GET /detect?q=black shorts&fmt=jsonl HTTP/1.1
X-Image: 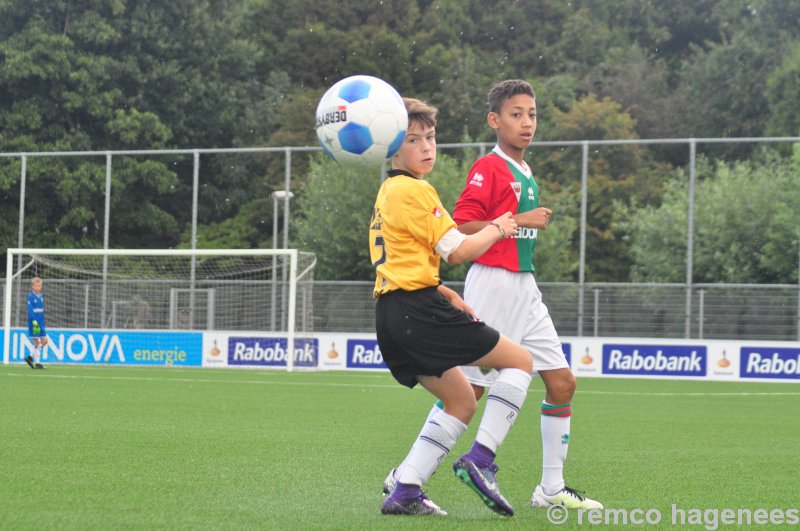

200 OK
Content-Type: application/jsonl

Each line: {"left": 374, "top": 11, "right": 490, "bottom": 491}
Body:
{"left": 375, "top": 286, "right": 501, "bottom": 388}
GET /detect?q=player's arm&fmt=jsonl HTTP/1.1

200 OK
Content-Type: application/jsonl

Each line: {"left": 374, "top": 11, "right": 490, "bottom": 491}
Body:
{"left": 513, "top": 207, "right": 552, "bottom": 229}
{"left": 437, "top": 284, "right": 477, "bottom": 319}
{"left": 438, "top": 212, "right": 518, "bottom": 266}
{"left": 458, "top": 207, "right": 553, "bottom": 233}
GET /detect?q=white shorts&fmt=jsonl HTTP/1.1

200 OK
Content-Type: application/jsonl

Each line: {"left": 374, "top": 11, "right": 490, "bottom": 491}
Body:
{"left": 460, "top": 263, "right": 569, "bottom": 386}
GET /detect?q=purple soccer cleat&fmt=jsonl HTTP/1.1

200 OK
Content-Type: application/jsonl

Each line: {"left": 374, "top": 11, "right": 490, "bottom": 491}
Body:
{"left": 452, "top": 457, "right": 514, "bottom": 517}
{"left": 381, "top": 484, "right": 447, "bottom": 516}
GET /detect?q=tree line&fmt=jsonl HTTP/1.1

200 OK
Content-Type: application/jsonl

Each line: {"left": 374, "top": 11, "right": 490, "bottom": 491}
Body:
{"left": 1, "top": 0, "right": 798, "bottom": 283}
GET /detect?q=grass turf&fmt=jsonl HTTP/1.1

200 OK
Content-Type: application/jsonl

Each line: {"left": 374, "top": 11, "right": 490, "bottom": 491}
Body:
{"left": 1, "top": 364, "right": 798, "bottom": 530}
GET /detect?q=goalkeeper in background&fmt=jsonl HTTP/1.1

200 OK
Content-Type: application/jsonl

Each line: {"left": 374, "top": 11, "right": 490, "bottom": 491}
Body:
{"left": 25, "top": 277, "right": 47, "bottom": 370}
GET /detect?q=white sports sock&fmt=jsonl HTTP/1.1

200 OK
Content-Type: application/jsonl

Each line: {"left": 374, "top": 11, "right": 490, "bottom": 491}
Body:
{"left": 33, "top": 346, "right": 41, "bottom": 364}
{"left": 475, "top": 368, "right": 532, "bottom": 452}
{"left": 397, "top": 410, "right": 466, "bottom": 486}
{"left": 541, "top": 401, "right": 572, "bottom": 494}
{"left": 396, "top": 402, "right": 442, "bottom": 479}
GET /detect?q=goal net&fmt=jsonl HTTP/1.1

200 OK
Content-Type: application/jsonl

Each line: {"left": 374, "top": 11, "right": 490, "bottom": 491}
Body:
{"left": 3, "top": 248, "right": 316, "bottom": 370}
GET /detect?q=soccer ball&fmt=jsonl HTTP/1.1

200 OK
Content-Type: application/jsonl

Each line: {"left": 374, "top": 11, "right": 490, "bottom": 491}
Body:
{"left": 315, "top": 75, "right": 408, "bottom": 167}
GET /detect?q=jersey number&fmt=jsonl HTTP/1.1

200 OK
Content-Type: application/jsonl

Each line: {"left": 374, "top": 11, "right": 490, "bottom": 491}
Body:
{"left": 372, "top": 235, "right": 386, "bottom": 269}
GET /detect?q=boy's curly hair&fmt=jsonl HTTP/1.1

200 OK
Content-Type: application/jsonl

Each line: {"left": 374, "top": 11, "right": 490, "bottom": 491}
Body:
{"left": 488, "top": 80, "right": 535, "bottom": 114}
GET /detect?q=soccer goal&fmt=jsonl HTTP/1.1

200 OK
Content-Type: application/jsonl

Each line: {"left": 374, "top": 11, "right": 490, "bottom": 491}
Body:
{"left": 3, "top": 248, "right": 316, "bottom": 370}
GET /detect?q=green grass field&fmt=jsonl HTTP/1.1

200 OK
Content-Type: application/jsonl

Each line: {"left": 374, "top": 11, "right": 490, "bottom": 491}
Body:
{"left": 2, "top": 364, "right": 798, "bottom": 530}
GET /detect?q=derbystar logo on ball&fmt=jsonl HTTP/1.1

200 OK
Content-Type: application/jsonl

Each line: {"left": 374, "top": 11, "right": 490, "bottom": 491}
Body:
{"left": 315, "top": 75, "right": 408, "bottom": 167}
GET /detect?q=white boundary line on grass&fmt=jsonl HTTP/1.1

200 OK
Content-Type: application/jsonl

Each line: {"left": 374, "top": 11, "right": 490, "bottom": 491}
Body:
{"left": 3, "top": 370, "right": 800, "bottom": 396}
{"left": 1, "top": 371, "right": 400, "bottom": 389}
{"left": 577, "top": 390, "right": 800, "bottom": 396}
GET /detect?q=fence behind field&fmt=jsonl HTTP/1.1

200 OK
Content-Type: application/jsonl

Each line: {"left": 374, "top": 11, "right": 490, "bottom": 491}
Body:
{"left": 3, "top": 278, "right": 796, "bottom": 341}
{"left": 2, "top": 137, "right": 799, "bottom": 341}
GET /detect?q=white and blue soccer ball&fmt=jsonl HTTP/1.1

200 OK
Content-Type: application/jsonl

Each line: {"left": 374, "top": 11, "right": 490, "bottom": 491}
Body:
{"left": 315, "top": 75, "right": 408, "bottom": 167}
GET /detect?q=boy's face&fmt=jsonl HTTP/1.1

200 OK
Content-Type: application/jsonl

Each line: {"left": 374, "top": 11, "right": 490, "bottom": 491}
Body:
{"left": 488, "top": 94, "right": 537, "bottom": 151}
{"left": 392, "top": 121, "right": 436, "bottom": 177}
{"left": 32, "top": 280, "right": 42, "bottom": 293}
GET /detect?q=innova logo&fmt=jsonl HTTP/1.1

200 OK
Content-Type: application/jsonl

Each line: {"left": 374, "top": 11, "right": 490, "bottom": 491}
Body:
{"left": 228, "top": 337, "right": 318, "bottom": 367}
{"left": 346, "top": 339, "right": 386, "bottom": 369}
{"left": 11, "top": 331, "right": 126, "bottom": 363}
{"left": 603, "top": 344, "right": 706, "bottom": 377}
{"left": 740, "top": 347, "right": 800, "bottom": 380}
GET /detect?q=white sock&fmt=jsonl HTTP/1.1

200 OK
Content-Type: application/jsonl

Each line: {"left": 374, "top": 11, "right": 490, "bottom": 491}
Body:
{"left": 475, "top": 368, "right": 532, "bottom": 452}
{"left": 396, "top": 402, "right": 442, "bottom": 479}
{"left": 541, "top": 401, "right": 572, "bottom": 494}
{"left": 33, "top": 346, "right": 41, "bottom": 364}
{"left": 397, "top": 410, "right": 466, "bottom": 486}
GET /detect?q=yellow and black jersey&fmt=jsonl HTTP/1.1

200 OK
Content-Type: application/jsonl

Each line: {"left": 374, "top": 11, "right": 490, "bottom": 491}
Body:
{"left": 370, "top": 170, "right": 457, "bottom": 297}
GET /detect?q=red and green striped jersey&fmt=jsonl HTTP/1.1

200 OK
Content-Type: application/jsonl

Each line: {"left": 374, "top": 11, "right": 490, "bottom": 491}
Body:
{"left": 453, "top": 146, "right": 539, "bottom": 272}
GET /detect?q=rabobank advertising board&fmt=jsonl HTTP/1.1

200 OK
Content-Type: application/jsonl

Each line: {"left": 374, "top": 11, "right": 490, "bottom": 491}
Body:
{"left": 343, "top": 340, "right": 568, "bottom": 371}
{"left": 603, "top": 344, "right": 707, "bottom": 377}
{"left": 740, "top": 347, "right": 800, "bottom": 380}
{"left": 228, "top": 336, "right": 318, "bottom": 368}
{"left": 346, "top": 338, "right": 386, "bottom": 369}
{"left": 203, "top": 333, "right": 321, "bottom": 368}
{"left": 3, "top": 328, "right": 202, "bottom": 366}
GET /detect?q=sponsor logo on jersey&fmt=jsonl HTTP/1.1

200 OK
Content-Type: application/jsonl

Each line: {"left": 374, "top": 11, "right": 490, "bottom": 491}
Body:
{"left": 346, "top": 339, "right": 386, "bottom": 369}
{"left": 228, "top": 337, "right": 318, "bottom": 367}
{"left": 315, "top": 105, "right": 348, "bottom": 128}
{"left": 468, "top": 172, "right": 484, "bottom": 187}
{"left": 510, "top": 182, "right": 522, "bottom": 201}
{"left": 513, "top": 227, "right": 538, "bottom": 240}
{"left": 602, "top": 344, "right": 706, "bottom": 376}
{"left": 432, "top": 204, "right": 445, "bottom": 218}
{"left": 740, "top": 347, "right": 800, "bottom": 380}
{"left": 528, "top": 186, "right": 535, "bottom": 201}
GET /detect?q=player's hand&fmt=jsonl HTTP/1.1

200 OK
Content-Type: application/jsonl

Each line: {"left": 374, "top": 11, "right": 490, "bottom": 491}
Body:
{"left": 492, "top": 211, "right": 518, "bottom": 239}
{"left": 517, "top": 207, "right": 552, "bottom": 229}
{"left": 448, "top": 293, "right": 478, "bottom": 320}
{"left": 437, "top": 285, "right": 477, "bottom": 319}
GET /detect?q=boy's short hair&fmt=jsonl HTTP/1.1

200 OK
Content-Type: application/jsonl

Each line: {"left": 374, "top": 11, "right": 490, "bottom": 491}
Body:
{"left": 487, "top": 80, "right": 536, "bottom": 114}
{"left": 403, "top": 98, "right": 437, "bottom": 128}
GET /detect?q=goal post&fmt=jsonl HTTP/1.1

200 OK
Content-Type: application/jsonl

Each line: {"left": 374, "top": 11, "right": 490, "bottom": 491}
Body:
{"left": 3, "top": 248, "right": 316, "bottom": 371}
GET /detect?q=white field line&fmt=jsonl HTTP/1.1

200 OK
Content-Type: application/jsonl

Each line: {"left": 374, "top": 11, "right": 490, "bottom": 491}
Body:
{"left": 2, "top": 369, "right": 800, "bottom": 396}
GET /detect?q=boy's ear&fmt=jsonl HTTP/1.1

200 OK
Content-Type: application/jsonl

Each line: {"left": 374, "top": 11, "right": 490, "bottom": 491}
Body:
{"left": 487, "top": 111, "right": 500, "bottom": 130}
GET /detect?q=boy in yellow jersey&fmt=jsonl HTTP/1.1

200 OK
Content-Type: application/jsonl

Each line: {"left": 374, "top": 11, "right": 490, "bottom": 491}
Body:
{"left": 372, "top": 98, "right": 533, "bottom": 518}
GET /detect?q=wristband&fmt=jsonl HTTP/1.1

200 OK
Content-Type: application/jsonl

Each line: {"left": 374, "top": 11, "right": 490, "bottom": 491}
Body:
{"left": 491, "top": 221, "right": 505, "bottom": 240}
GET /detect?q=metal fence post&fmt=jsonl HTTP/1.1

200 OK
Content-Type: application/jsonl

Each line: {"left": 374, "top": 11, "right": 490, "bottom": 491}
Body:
{"left": 282, "top": 148, "right": 292, "bottom": 331}
{"left": 593, "top": 288, "right": 600, "bottom": 337}
{"left": 13, "top": 155, "right": 28, "bottom": 327}
{"left": 685, "top": 140, "right": 696, "bottom": 338}
{"left": 577, "top": 142, "right": 589, "bottom": 336}
{"left": 189, "top": 150, "right": 200, "bottom": 329}
{"left": 101, "top": 153, "right": 112, "bottom": 326}
{"left": 698, "top": 289, "right": 705, "bottom": 339}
